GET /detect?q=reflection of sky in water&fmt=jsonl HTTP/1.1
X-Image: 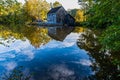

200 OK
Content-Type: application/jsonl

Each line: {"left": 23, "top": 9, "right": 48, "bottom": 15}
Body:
{"left": 0, "top": 33, "right": 94, "bottom": 80}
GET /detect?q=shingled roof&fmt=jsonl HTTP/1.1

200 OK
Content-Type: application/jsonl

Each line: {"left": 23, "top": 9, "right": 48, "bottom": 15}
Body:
{"left": 47, "top": 6, "right": 62, "bottom": 14}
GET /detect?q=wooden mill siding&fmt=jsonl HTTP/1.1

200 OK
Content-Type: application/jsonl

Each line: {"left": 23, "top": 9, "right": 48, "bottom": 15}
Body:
{"left": 47, "top": 6, "right": 75, "bottom": 26}
{"left": 56, "top": 7, "right": 67, "bottom": 24}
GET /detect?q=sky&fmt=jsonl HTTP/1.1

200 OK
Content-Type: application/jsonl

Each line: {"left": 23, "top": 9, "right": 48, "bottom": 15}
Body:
{"left": 46, "top": 0, "right": 80, "bottom": 10}
{"left": 18, "top": 0, "right": 80, "bottom": 10}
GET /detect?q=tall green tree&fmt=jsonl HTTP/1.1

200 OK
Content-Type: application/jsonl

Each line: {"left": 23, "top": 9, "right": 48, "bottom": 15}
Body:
{"left": 78, "top": 0, "right": 120, "bottom": 51}
{"left": 99, "top": 25, "right": 120, "bottom": 51}
{"left": 79, "top": 0, "right": 120, "bottom": 28}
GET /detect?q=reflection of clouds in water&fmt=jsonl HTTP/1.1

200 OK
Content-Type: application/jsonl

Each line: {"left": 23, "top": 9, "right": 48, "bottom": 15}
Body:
{"left": 79, "top": 59, "right": 92, "bottom": 66}
{"left": 48, "top": 64, "right": 75, "bottom": 80}
{"left": 3, "top": 62, "right": 17, "bottom": 71}
{"left": 22, "top": 68, "right": 34, "bottom": 80}
{"left": 70, "top": 59, "right": 92, "bottom": 66}
{"left": 0, "top": 58, "right": 6, "bottom": 61}
{"left": 41, "top": 33, "right": 81, "bottom": 49}
{"left": 64, "top": 33, "right": 81, "bottom": 42}
{"left": 0, "top": 45, "right": 9, "bottom": 53}
{"left": 41, "top": 40, "right": 75, "bottom": 49}
{"left": 0, "top": 32, "right": 94, "bottom": 80}
{"left": 0, "top": 40, "right": 35, "bottom": 62}
{"left": 13, "top": 40, "right": 35, "bottom": 61}
{"left": 0, "top": 50, "right": 16, "bottom": 61}
{"left": 10, "top": 40, "right": 34, "bottom": 53}
{"left": 0, "top": 40, "right": 34, "bottom": 53}
{"left": 21, "top": 50, "right": 34, "bottom": 61}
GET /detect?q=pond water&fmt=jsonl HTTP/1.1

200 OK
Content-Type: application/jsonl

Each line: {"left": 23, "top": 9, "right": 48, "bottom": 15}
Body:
{"left": 0, "top": 25, "right": 120, "bottom": 80}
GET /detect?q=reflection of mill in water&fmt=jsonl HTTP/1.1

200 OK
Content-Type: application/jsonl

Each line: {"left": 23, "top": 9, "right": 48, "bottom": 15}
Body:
{"left": 48, "top": 27, "right": 74, "bottom": 41}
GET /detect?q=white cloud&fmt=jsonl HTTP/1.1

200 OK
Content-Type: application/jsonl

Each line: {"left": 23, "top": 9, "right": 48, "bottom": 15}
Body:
{"left": 10, "top": 40, "right": 34, "bottom": 52}
{"left": 48, "top": 64, "right": 74, "bottom": 80}
{"left": 41, "top": 33, "right": 80, "bottom": 49}
{"left": 71, "top": 59, "right": 92, "bottom": 66}
{"left": 21, "top": 50, "right": 35, "bottom": 61}
{"left": 3, "top": 62, "right": 17, "bottom": 71}
{"left": 0, "top": 40, "right": 35, "bottom": 61}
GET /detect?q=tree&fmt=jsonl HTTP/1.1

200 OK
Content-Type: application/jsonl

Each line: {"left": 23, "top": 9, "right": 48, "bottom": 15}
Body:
{"left": 77, "top": 0, "right": 95, "bottom": 24}
{"left": 68, "top": 9, "right": 78, "bottom": 18}
{"left": 0, "top": 0, "right": 26, "bottom": 24}
{"left": 75, "top": 10, "right": 86, "bottom": 22}
{"left": 99, "top": 25, "right": 120, "bottom": 51}
{"left": 24, "top": 0, "right": 50, "bottom": 21}
{"left": 78, "top": 0, "right": 120, "bottom": 51}
{"left": 80, "top": 0, "right": 120, "bottom": 28}
{"left": 53, "top": 1, "right": 62, "bottom": 8}
{"left": 78, "top": 0, "right": 95, "bottom": 11}
{"left": 0, "top": 0, "right": 50, "bottom": 24}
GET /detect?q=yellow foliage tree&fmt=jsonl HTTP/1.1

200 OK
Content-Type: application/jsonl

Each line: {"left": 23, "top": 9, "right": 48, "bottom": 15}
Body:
{"left": 24, "top": 0, "right": 50, "bottom": 21}
{"left": 53, "top": 1, "right": 62, "bottom": 8}
{"left": 75, "top": 10, "right": 86, "bottom": 22}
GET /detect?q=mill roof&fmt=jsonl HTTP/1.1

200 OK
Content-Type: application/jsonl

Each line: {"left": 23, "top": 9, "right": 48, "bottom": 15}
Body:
{"left": 48, "top": 6, "right": 62, "bottom": 14}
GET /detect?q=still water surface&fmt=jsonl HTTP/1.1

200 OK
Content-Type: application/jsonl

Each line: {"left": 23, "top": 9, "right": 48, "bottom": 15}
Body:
{"left": 0, "top": 25, "right": 119, "bottom": 80}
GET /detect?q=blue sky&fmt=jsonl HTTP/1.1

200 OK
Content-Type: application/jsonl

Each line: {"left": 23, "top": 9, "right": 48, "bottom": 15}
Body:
{"left": 18, "top": 0, "right": 80, "bottom": 10}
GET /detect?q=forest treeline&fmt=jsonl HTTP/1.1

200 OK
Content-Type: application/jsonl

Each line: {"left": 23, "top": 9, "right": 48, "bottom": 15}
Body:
{"left": 78, "top": 0, "right": 120, "bottom": 52}
{"left": 0, "top": 0, "right": 85, "bottom": 25}
{"left": 0, "top": 0, "right": 50, "bottom": 24}
{"left": 78, "top": 0, "right": 120, "bottom": 73}
{"left": 1, "top": 0, "right": 120, "bottom": 52}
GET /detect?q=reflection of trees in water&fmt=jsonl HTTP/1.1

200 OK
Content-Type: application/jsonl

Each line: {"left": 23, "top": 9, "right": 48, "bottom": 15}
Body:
{"left": 77, "top": 28, "right": 101, "bottom": 52}
{"left": 0, "top": 25, "right": 51, "bottom": 48}
{"left": 0, "top": 25, "right": 25, "bottom": 47}
{"left": 23, "top": 26, "right": 51, "bottom": 48}
{"left": 73, "top": 27, "right": 85, "bottom": 33}
{"left": 77, "top": 28, "right": 120, "bottom": 80}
